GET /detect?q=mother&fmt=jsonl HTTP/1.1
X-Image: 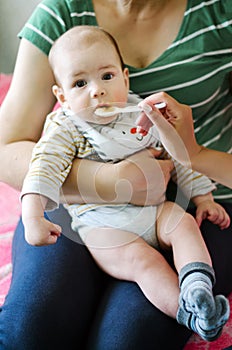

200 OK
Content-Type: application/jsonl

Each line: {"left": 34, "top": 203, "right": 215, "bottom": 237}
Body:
{"left": 0, "top": 1, "right": 231, "bottom": 349}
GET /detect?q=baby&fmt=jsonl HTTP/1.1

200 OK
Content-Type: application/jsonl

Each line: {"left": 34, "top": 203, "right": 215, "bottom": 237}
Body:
{"left": 21, "top": 26, "right": 230, "bottom": 341}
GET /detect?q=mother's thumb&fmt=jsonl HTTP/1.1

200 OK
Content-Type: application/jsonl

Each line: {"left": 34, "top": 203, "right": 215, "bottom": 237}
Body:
{"left": 141, "top": 103, "right": 167, "bottom": 128}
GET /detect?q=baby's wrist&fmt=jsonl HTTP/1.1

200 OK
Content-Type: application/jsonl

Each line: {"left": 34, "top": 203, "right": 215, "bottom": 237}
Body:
{"left": 22, "top": 215, "right": 44, "bottom": 224}
{"left": 192, "top": 193, "right": 213, "bottom": 206}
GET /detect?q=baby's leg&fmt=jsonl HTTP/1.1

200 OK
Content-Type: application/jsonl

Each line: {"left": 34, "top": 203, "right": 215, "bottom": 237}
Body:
{"left": 156, "top": 202, "right": 230, "bottom": 341}
{"left": 156, "top": 201, "right": 211, "bottom": 271}
{"left": 84, "top": 227, "right": 179, "bottom": 318}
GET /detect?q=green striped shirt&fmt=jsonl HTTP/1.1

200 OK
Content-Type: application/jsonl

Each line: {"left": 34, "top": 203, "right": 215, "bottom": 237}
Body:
{"left": 18, "top": 0, "right": 232, "bottom": 202}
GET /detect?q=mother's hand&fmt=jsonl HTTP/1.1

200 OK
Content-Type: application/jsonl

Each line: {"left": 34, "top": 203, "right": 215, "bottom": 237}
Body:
{"left": 137, "top": 92, "right": 201, "bottom": 165}
{"left": 116, "top": 148, "right": 174, "bottom": 206}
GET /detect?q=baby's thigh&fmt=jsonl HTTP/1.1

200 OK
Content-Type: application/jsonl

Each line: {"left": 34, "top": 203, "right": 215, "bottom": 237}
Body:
{"left": 85, "top": 227, "right": 159, "bottom": 282}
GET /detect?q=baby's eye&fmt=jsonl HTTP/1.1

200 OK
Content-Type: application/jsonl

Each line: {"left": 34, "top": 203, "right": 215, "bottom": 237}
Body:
{"left": 102, "top": 73, "right": 114, "bottom": 80}
{"left": 75, "top": 80, "right": 87, "bottom": 88}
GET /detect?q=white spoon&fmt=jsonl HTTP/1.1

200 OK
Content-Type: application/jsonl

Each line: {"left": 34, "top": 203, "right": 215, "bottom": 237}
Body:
{"left": 95, "top": 102, "right": 166, "bottom": 117}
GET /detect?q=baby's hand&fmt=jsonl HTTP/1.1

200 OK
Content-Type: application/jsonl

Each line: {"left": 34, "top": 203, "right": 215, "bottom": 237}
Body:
{"left": 195, "top": 200, "right": 230, "bottom": 229}
{"left": 23, "top": 216, "right": 62, "bottom": 246}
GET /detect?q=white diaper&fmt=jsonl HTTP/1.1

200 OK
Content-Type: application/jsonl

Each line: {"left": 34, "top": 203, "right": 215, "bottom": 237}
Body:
{"left": 67, "top": 204, "right": 159, "bottom": 248}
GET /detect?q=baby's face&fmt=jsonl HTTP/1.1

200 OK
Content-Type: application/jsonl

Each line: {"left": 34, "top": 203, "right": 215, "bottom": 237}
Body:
{"left": 55, "top": 40, "right": 129, "bottom": 124}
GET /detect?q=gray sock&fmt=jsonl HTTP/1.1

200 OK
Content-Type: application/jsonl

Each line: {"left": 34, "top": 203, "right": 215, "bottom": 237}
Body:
{"left": 177, "top": 295, "right": 230, "bottom": 341}
{"left": 179, "top": 262, "right": 216, "bottom": 319}
{"left": 176, "top": 262, "right": 230, "bottom": 341}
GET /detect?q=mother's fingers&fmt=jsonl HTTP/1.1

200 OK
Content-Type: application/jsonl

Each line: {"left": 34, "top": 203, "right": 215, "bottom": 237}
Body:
{"left": 138, "top": 102, "right": 192, "bottom": 167}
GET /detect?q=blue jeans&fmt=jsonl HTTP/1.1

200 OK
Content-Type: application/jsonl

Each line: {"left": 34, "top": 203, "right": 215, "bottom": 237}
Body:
{"left": 0, "top": 203, "right": 231, "bottom": 350}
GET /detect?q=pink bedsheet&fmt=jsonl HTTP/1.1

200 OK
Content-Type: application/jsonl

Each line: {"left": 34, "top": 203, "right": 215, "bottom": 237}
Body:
{"left": 0, "top": 73, "right": 231, "bottom": 349}
{"left": 0, "top": 182, "right": 20, "bottom": 305}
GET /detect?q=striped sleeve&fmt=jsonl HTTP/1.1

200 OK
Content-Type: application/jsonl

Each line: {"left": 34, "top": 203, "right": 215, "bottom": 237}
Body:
{"left": 18, "top": 0, "right": 97, "bottom": 55}
{"left": 21, "top": 111, "right": 78, "bottom": 210}
{"left": 171, "top": 159, "right": 216, "bottom": 200}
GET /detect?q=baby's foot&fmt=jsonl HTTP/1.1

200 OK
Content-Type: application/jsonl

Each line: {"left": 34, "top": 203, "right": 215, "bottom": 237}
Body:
{"left": 177, "top": 294, "right": 230, "bottom": 342}
{"left": 195, "top": 295, "right": 230, "bottom": 341}
{"left": 180, "top": 283, "right": 215, "bottom": 318}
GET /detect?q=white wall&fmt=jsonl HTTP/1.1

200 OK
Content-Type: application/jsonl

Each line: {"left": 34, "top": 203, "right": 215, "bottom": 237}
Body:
{"left": 0, "top": 0, "right": 41, "bottom": 73}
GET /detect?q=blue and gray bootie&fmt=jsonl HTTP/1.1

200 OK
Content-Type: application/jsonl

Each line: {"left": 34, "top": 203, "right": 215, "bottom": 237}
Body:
{"left": 176, "top": 262, "right": 230, "bottom": 341}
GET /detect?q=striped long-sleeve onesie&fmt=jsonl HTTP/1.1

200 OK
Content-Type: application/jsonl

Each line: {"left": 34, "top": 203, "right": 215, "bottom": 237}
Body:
{"left": 21, "top": 107, "right": 216, "bottom": 246}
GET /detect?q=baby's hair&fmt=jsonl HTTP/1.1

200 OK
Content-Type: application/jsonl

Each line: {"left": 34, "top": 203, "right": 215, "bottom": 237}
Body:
{"left": 49, "top": 25, "right": 125, "bottom": 79}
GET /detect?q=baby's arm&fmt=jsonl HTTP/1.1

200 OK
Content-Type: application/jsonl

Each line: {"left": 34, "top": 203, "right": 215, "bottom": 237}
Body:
{"left": 22, "top": 193, "right": 62, "bottom": 246}
{"left": 192, "top": 192, "right": 230, "bottom": 229}
{"left": 166, "top": 153, "right": 230, "bottom": 230}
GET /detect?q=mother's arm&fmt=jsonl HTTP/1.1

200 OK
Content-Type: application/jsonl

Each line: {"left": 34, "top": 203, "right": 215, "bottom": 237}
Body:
{"left": 137, "top": 93, "right": 232, "bottom": 189}
{"left": 0, "top": 39, "right": 172, "bottom": 205}
{"left": 0, "top": 39, "right": 56, "bottom": 189}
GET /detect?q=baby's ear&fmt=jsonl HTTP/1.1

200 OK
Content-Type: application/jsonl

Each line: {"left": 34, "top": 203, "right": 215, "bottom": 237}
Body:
{"left": 52, "top": 85, "right": 66, "bottom": 105}
{"left": 123, "top": 67, "right": 130, "bottom": 90}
